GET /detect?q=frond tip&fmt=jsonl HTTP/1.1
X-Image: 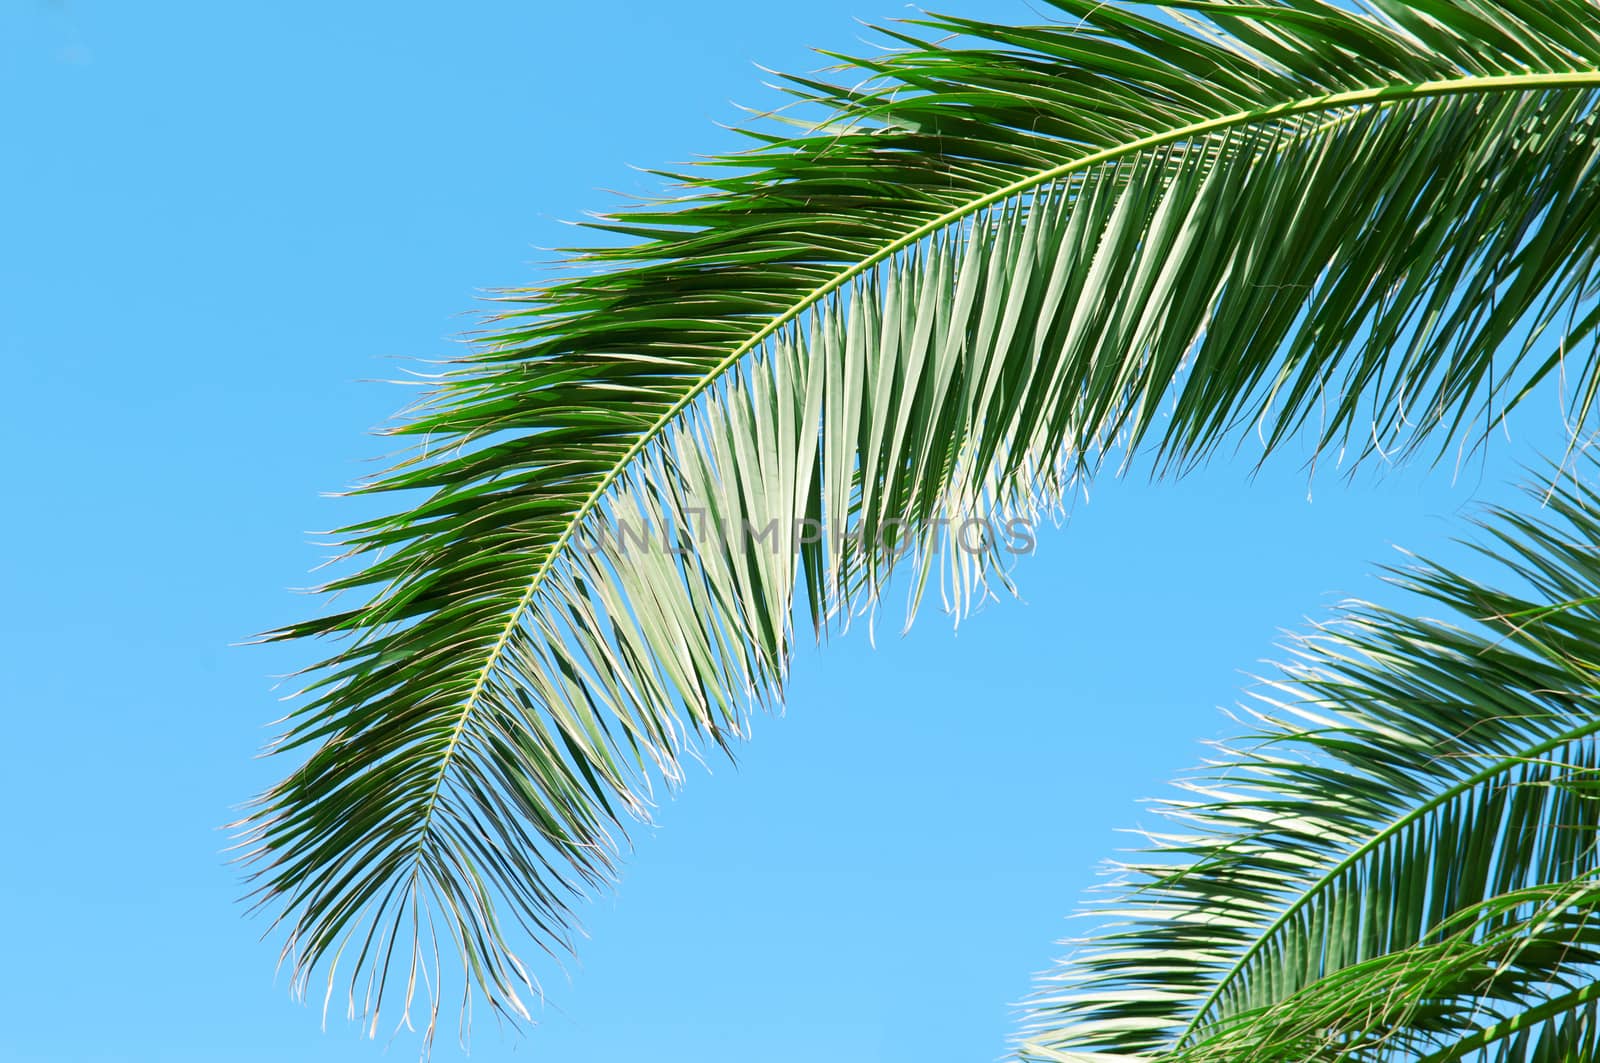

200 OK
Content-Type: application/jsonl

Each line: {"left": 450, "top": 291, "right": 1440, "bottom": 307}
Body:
{"left": 247, "top": 0, "right": 1600, "bottom": 1043}
{"left": 1021, "top": 466, "right": 1600, "bottom": 1062}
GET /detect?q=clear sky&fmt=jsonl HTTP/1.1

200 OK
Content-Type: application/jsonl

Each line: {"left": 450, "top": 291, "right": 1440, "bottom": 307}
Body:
{"left": 0, "top": 3, "right": 1579, "bottom": 1061}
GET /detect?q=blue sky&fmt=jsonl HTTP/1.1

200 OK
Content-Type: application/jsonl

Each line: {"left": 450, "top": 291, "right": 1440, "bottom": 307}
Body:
{"left": 0, "top": 3, "right": 1579, "bottom": 1061}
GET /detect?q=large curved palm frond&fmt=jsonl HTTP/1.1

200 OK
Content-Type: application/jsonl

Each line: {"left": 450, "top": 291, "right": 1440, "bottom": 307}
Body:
{"left": 245, "top": 0, "right": 1600, "bottom": 1038}
{"left": 1020, "top": 468, "right": 1600, "bottom": 1063}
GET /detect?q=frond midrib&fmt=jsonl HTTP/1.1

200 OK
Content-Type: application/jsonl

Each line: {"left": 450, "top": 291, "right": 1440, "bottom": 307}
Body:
{"left": 1412, "top": 978, "right": 1600, "bottom": 1063}
{"left": 1176, "top": 696, "right": 1600, "bottom": 1048}
{"left": 422, "top": 67, "right": 1600, "bottom": 871}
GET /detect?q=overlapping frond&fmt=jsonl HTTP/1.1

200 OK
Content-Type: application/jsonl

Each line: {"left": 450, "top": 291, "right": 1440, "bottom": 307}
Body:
{"left": 1020, "top": 468, "right": 1600, "bottom": 1062}
{"left": 245, "top": 0, "right": 1600, "bottom": 1040}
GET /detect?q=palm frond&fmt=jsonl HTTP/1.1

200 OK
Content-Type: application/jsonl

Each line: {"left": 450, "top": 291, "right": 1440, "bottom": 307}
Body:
{"left": 1020, "top": 467, "right": 1600, "bottom": 1062}
{"left": 245, "top": 0, "right": 1600, "bottom": 1040}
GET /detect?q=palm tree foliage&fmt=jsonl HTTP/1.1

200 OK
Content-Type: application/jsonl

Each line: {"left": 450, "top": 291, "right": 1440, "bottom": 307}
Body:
{"left": 1021, "top": 470, "right": 1600, "bottom": 1062}
{"left": 243, "top": 0, "right": 1600, "bottom": 1042}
